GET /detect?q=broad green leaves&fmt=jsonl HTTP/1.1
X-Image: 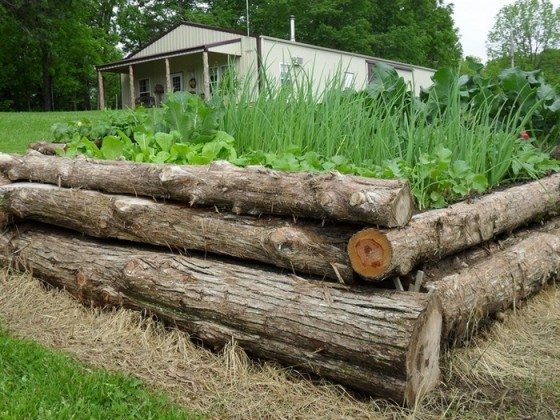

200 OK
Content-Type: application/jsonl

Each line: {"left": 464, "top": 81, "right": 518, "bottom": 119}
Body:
{"left": 422, "top": 66, "right": 560, "bottom": 146}
{"left": 57, "top": 83, "right": 560, "bottom": 210}
{"left": 100, "top": 136, "right": 124, "bottom": 160}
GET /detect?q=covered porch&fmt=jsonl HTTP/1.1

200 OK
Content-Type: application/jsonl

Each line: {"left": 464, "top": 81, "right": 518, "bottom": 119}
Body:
{"left": 96, "top": 38, "right": 243, "bottom": 109}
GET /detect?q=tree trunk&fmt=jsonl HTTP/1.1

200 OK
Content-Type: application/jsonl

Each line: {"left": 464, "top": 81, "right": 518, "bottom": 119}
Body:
{"left": 41, "top": 46, "right": 53, "bottom": 112}
{"left": 415, "top": 217, "right": 560, "bottom": 282}
{"left": 348, "top": 174, "right": 560, "bottom": 281}
{"left": 28, "top": 142, "right": 66, "bottom": 155}
{"left": 83, "top": 76, "right": 92, "bottom": 111}
{"left": 0, "top": 183, "right": 354, "bottom": 281}
{"left": 0, "top": 152, "right": 414, "bottom": 227}
{"left": 423, "top": 224, "right": 560, "bottom": 340}
{"left": 0, "top": 225, "right": 443, "bottom": 404}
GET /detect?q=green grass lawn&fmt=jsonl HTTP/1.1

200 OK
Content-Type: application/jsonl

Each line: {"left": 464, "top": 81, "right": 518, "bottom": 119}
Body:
{"left": 0, "top": 111, "right": 106, "bottom": 153}
{"left": 0, "top": 323, "right": 200, "bottom": 419}
{"left": 0, "top": 110, "right": 203, "bottom": 417}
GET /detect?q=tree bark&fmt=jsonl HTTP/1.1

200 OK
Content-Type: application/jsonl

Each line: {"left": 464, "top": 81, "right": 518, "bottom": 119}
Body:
{"left": 41, "top": 46, "right": 53, "bottom": 112}
{"left": 348, "top": 174, "right": 560, "bottom": 280}
{"left": 28, "top": 142, "right": 66, "bottom": 155}
{"left": 415, "top": 217, "right": 560, "bottom": 282}
{"left": 423, "top": 224, "right": 560, "bottom": 340}
{"left": 0, "top": 183, "right": 354, "bottom": 281}
{"left": 0, "top": 225, "right": 442, "bottom": 404}
{"left": 0, "top": 152, "right": 414, "bottom": 227}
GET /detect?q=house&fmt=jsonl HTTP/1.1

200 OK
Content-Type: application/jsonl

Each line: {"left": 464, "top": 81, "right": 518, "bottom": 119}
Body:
{"left": 96, "top": 20, "right": 435, "bottom": 109}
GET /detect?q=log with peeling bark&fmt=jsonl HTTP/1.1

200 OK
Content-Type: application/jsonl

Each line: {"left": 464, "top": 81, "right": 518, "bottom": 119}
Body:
{"left": 348, "top": 174, "right": 560, "bottom": 281}
{"left": 422, "top": 222, "right": 560, "bottom": 339}
{"left": 0, "top": 183, "right": 354, "bottom": 281}
{"left": 28, "top": 141, "right": 67, "bottom": 155}
{"left": 0, "top": 225, "right": 442, "bottom": 404}
{"left": 0, "top": 152, "right": 413, "bottom": 227}
{"left": 415, "top": 217, "right": 560, "bottom": 281}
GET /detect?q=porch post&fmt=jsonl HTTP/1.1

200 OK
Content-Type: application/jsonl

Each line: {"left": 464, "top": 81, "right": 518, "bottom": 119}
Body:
{"left": 97, "top": 70, "right": 105, "bottom": 110}
{"left": 128, "top": 65, "right": 135, "bottom": 110}
{"left": 165, "top": 58, "right": 172, "bottom": 93}
{"left": 202, "top": 50, "right": 210, "bottom": 100}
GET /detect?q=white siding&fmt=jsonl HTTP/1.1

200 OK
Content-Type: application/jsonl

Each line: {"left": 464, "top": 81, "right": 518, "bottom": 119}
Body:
{"left": 260, "top": 38, "right": 368, "bottom": 95}
{"left": 118, "top": 27, "right": 433, "bottom": 107}
{"left": 412, "top": 68, "right": 435, "bottom": 92}
{"left": 208, "top": 42, "right": 241, "bottom": 56}
{"left": 259, "top": 37, "right": 434, "bottom": 95}
{"left": 130, "top": 24, "right": 242, "bottom": 58}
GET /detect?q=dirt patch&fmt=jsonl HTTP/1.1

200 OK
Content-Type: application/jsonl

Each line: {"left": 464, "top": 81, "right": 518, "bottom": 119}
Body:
{"left": 0, "top": 271, "right": 558, "bottom": 419}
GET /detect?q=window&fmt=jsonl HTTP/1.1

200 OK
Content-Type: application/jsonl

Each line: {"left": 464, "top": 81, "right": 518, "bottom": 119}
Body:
{"left": 209, "top": 67, "right": 219, "bottom": 94}
{"left": 280, "top": 63, "right": 292, "bottom": 85}
{"left": 209, "top": 65, "right": 233, "bottom": 94}
{"left": 138, "top": 78, "right": 150, "bottom": 97}
{"left": 343, "top": 72, "right": 355, "bottom": 89}
{"left": 171, "top": 73, "right": 183, "bottom": 92}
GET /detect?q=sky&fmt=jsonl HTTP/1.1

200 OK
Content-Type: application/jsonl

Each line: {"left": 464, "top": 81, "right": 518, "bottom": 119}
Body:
{"left": 449, "top": 0, "right": 560, "bottom": 62}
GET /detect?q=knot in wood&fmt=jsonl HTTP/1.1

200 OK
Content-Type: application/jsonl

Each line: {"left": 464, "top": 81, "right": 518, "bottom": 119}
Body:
{"left": 317, "top": 191, "right": 338, "bottom": 211}
{"left": 269, "top": 227, "right": 301, "bottom": 253}
{"left": 123, "top": 259, "right": 138, "bottom": 276}
{"left": 101, "top": 287, "right": 120, "bottom": 305}
{"left": 159, "top": 166, "right": 184, "bottom": 183}
{"left": 7, "top": 168, "right": 20, "bottom": 181}
{"left": 349, "top": 191, "right": 366, "bottom": 206}
{"left": 76, "top": 270, "right": 88, "bottom": 288}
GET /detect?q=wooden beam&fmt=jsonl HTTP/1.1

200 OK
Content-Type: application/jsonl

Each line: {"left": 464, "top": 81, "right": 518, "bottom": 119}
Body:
{"left": 128, "top": 65, "right": 135, "bottom": 110}
{"left": 97, "top": 71, "right": 105, "bottom": 110}
{"left": 165, "top": 58, "right": 172, "bottom": 94}
{"left": 202, "top": 50, "right": 210, "bottom": 100}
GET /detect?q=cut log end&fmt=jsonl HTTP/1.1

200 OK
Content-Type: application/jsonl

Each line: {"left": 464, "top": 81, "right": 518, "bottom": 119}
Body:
{"left": 393, "top": 185, "right": 414, "bottom": 227}
{"left": 405, "top": 295, "right": 442, "bottom": 404}
{"left": 347, "top": 229, "right": 392, "bottom": 279}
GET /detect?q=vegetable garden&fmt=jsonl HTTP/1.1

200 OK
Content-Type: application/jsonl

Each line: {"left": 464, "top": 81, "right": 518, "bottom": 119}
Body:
{"left": 51, "top": 64, "right": 560, "bottom": 208}
{"left": 1, "top": 65, "right": 559, "bottom": 405}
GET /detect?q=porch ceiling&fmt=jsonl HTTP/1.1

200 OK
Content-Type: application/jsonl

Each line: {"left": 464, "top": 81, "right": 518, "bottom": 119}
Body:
{"left": 97, "top": 38, "right": 242, "bottom": 73}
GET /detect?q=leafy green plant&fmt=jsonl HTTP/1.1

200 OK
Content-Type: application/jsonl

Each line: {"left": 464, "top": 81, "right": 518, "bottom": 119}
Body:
{"left": 56, "top": 70, "right": 559, "bottom": 209}
{"left": 422, "top": 66, "right": 560, "bottom": 146}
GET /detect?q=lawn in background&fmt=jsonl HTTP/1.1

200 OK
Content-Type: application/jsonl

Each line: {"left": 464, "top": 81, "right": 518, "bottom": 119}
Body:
{"left": 0, "top": 111, "right": 202, "bottom": 418}
{"left": 0, "top": 323, "right": 200, "bottom": 419}
{"left": 0, "top": 111, "right": 106, "bottom": 153}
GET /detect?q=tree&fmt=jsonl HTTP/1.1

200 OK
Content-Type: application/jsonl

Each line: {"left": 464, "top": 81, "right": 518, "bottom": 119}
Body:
{"left": 487, "top": 0, "right": 560, "bottom": 68}
{"left": 459, "top": 56, "right": 484, "bottom": 76}
{"left": 115, "top": 0, "right": 460, "bottom": 69}
{"left": 369, "top": 0, "right": 461, "bottom": 68}
{"left": 0, "top": 0, "right": 122, "bottom": 111}
{"left": 115, "top": 0, "right": 211, "bottom": 53}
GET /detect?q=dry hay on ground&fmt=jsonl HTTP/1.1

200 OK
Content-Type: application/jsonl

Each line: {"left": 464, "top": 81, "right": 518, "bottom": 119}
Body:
{"left": 0, "top": 271, "right": 558, "bottom": 419}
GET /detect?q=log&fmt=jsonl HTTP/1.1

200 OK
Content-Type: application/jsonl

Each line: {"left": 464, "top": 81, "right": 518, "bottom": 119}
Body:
{"left": 28, "top": 141, "right": 67, "bottom": 155}
{"left": 0, "top": 152, "right": 414, "bottom": 227}
{"left": 0, "top": 183, "right": 354, "bottom": 281}
{"left": 0, "top": 225, "right": 443, "bottom": 404}
{"left": 423, "top": 223, "right": 560, "bottom": 339}
{"left": 348, "top": 174, "right": 560, "bottom": 280}
{"left": 417, "top": 217, "right": 560, "bottom": 281}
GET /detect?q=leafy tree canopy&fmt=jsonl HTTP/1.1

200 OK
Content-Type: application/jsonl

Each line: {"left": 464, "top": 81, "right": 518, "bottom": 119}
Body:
{"left": 487, "top": 0, "right": 559, "bottom": 66}
{"left": 115, "top": 0, "right": 461, "bottom": 69}
{"left": 0, "top": 0, "right": 122, "bottom": 111}
{"left": 0, "top": 0, "right": 462, "bottom": 111}
{"left": 485, "top": 0, "right": 560, "bottom": 87}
